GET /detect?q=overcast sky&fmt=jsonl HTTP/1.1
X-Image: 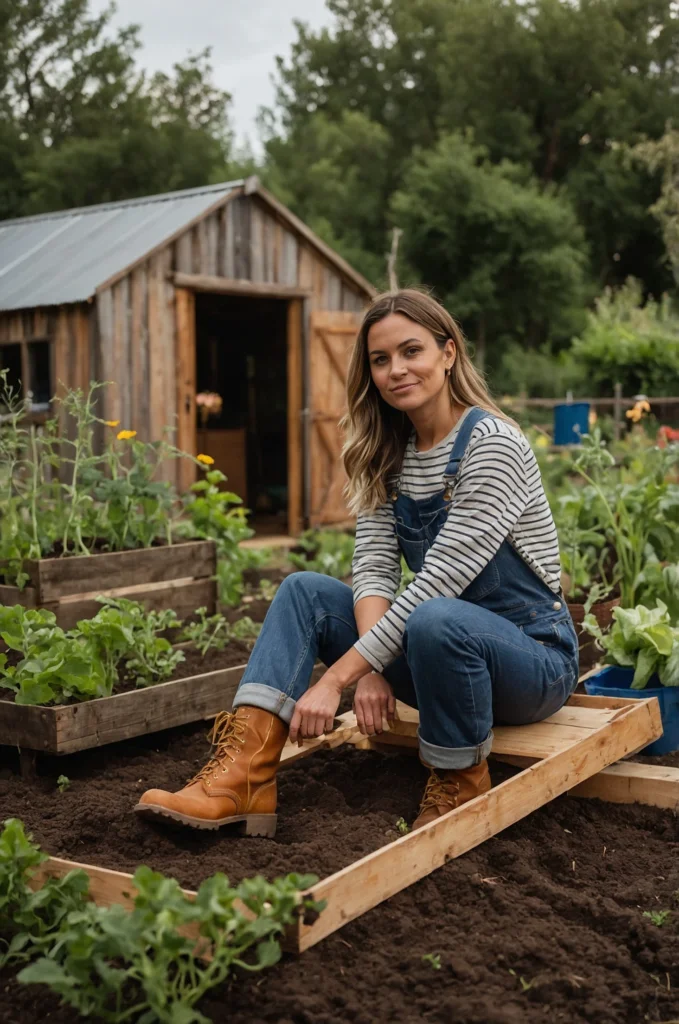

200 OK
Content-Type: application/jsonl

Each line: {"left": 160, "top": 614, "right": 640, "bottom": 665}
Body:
{"left": 90, "top": 0, "right": 334, "bottom": 149}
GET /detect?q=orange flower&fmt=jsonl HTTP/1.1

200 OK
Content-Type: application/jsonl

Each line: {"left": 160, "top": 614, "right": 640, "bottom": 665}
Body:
{"left": 197, "top": 453, "right": 214, "bottom": 465}
{"left": 117, "top": 429, "right": 137, "bottom": 440}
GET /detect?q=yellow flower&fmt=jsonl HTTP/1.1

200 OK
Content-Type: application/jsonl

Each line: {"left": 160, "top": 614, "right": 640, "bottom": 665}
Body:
{"left": 104, "top": 419, "right": 120, "bottom": 427}
{"left": 197, "top": 453, "right": 214, "bottom": 465}
{"left": 535, "top": 435, "right": 550, "bottom": 449}
{"left": 117, "top": 429, "right": 137, "bottom": 440}
{"left": 626, "top": 398, "right": 651, "bottom": 424}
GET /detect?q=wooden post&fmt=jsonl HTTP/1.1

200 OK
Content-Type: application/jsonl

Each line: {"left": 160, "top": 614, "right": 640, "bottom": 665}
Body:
{"left": 287, "top": 298, "right": 303, "bottom": 536}
{"left": 387, "top": 228, "right": 403, "bottom": 292}
{"left": 613, "top": 381, "right": 623, "bottom": 441}
{"left": 175, "top": 288, "right": 197, "bottom": 493}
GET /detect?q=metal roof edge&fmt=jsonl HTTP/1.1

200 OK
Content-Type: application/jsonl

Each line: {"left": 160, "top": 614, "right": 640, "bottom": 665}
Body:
{"left": 0, "top": 180, "right": 245, "bottom": 229}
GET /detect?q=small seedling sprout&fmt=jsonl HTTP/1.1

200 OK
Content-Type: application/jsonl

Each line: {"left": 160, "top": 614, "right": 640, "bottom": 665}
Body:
{"left": 57, "top": 775, "right": 70, "bottom": 793}
{"left": 421, "top": 952, "right": 441, "bottom": 970}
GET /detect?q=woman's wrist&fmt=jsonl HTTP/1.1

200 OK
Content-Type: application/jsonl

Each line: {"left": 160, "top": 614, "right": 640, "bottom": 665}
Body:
{"left": 325, "top": 648, "right": 373, "bottom": 690}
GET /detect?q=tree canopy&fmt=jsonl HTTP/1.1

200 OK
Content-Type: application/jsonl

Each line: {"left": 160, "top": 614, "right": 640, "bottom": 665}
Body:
{"left": 0, "top": 0, "right": 236, "bottom": 217}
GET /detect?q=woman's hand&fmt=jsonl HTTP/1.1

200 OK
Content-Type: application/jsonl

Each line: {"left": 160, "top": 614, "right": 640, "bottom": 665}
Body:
{"left": 289, "top": 675, "right": 343, "bottom": 746}
{"left": 354, "top": 672, "right": 395, "bottom": 735}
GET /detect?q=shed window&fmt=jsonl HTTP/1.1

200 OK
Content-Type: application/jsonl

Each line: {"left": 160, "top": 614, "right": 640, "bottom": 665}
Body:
{"left": 0, "top": 340, "right": 52, "bottom": 415}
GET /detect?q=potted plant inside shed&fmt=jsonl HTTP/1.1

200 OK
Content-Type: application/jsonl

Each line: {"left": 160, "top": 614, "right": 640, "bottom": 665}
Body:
{"left": 582, "top": 601, "right": 679, "bottom": 755}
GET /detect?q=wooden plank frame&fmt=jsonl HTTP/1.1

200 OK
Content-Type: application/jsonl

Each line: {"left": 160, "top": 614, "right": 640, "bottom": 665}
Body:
{"left": 28, "top": 694, "right": 664, "bottom": 955}
{"left": 0, "top": 540, "right": 217, "bottom": 628}
{"left": 0, "top": 662, "right": 247, "bottom": 755}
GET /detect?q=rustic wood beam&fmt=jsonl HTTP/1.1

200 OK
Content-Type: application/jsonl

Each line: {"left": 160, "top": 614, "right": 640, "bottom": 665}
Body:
{"left": 170, "top": 273, "right": 312, "bottom": 299}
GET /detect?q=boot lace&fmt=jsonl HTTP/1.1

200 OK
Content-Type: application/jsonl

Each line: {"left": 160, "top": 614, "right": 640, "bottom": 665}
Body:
{"left": 418, "top": 771, "right": 460, "bottom": 815}
{"left": 188, "top": 710, "right": 248, "bottom": 785}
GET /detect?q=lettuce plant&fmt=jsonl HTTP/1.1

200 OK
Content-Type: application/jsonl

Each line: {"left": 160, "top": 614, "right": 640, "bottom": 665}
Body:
{"left": 583, "top": 601, "right": 679, "bottom": 689}
{"left": 0, "top": 818, "right": 323, "bottom": 1024}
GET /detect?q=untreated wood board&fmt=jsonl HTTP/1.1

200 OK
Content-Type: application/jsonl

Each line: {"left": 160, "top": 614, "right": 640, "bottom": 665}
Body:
{"left": 568, "top": 760, "right": 679, "bottom": 810}
{"left": 26, "top": 541, "right": 215, "bottom": 602}
{"left": 293, "top": 696, "right": 662, "bottom": 950}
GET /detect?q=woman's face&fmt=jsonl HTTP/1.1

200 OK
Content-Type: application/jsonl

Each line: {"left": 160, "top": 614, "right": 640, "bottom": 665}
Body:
{"left": 366, "top": 313, "right": 455, "bottom": 413}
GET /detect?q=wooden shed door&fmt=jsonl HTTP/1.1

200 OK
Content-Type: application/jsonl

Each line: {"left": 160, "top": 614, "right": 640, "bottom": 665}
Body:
{"left": 308, "top": 310, "right": 362, "bottom": 526}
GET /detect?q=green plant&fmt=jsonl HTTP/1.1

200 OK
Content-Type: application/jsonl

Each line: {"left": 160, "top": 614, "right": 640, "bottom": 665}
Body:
{"left": 0, "top": 598, "right": 186, "bottom": 706}
{"left": 56, "top": 776, "right": 70, "bottom": 794}
{"left": 395, "top": 817, "right": 410, "bottom": 835}
{"left": 0, "top": 605, "right": 108, "bottom": 705}
{"left": 0, "top": 818, "right": 324, "bottom": 1023}
{"left": 571, "top": 279, "right": 679, "bottom": 397}
{"left": 637, "top": 561, "right": 679, "bottom": 623}
{"left": 289, "top": 530, "right": 355, "bottom": 580}
{"left": 0, "top": 819, "right": 90, "bottom": 968}
{"left": 258, "top": 578, "right": 280, "bottom": 603}
{"left": 583, "top": 601, "right": 679, "bottom": 689}
{"left": 179, "top": 607, "right": 230, "bottom": 655}
{"left": 93, "top": 598, "right": 184, "bottom": 687}
{"left": 181, "top": 467, "right": 257, "bottom": 606}
{"left": 421, "top": 952, "right": 441, "bottom": 970}
{"left": 509, "top": 968, "right": 536, "bottom": 991}
{"left": 228, "top": 616, "right": 262, "bottom": 645}
{"left": 560, "top": 428, "right": 679, "bottom": 607}
{"left": 643, "top": 909, "right": 671, "bottom": 926}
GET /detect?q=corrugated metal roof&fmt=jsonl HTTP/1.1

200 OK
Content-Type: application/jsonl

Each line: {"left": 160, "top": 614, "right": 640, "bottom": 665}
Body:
{"left": 0, "top": 181, "right": 243, "bottom": 312}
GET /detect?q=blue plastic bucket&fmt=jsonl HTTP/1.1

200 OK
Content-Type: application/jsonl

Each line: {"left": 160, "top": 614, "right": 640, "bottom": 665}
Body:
{"left": 584, "top": 666, "right": 679, "bottom": 755}
{"left": 553, "top": 403, "right": 590, "bottom": 446}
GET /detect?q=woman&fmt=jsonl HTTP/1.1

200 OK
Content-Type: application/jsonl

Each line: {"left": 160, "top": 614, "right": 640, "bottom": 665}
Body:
{"left": 136, "top": 290, "right": 578, "bottom": 835}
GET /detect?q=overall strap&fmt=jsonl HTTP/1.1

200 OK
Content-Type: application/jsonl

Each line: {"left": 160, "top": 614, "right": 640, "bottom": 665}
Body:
{"left": 443, "top": 407, "right": 491, "bottom": 480}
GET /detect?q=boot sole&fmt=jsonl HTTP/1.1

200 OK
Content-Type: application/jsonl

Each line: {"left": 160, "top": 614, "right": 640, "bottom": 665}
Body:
{"left": 133, "top": 803, "right": 277, "bottom": 836}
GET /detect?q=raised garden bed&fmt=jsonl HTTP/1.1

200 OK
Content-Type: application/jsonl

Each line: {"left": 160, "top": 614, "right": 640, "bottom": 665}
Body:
{"left": 0, "top": 640, "right": 252, "bottom": 756}
{"left": 0, "top": 539, "right": 217, "bottom": 629}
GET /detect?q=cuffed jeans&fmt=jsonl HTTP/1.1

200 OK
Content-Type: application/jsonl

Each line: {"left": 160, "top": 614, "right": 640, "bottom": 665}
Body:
{"left": 233, "top": 571, "right": 579, "bottom": 769}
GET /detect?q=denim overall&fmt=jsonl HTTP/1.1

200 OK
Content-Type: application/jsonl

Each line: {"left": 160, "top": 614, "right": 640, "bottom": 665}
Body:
{"left": 391, "top": 406, "right": 579, "bottom": 657}
{"left": 234, "top": 405, "right": 579, "bottom": 769}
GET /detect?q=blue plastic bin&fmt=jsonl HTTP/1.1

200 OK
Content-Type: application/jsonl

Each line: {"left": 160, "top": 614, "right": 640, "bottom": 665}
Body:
{"left": 584, "top": 665, "right": 679, "bottom": 755}
{"left": 553, "top": 403, "right": 590, "bottom": 446}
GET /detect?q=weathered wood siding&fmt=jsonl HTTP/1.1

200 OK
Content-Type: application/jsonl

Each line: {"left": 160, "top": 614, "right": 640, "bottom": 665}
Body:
{"left": 0, "top": 303, "right": 95, "bottom": 405}
{"left": 93, "top": 191, "right": 370, "bottom": 488}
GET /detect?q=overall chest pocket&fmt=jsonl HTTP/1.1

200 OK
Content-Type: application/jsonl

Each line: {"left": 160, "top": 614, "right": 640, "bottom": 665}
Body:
{"left": 394, "top": 520, "right": 426, "bottom": 573}
{"left": 460, "top": 559, "right": 501, "bottom": 602}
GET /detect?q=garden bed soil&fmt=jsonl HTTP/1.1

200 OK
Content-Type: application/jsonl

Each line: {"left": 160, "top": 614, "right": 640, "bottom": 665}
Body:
{"left": 1, "top": 726, "right": 679, "bottom": 1022}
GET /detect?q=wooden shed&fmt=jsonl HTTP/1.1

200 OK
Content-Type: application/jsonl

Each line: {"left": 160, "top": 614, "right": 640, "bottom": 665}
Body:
{"left": 0, "top": 177, "right": 375, "bottom": 534}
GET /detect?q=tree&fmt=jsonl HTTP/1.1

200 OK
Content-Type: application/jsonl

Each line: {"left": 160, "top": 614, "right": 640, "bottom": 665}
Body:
{"left": 635, "top": 125, "right": 679, "bottom": 287}
{"left": 266, "top": 0, "right": 679, "bottom": 313}
{"left": 0, "top": 0, "right": 235, "bottom": 217}
{"left": 392, "top": 134, "right": 591, "bottom": 368}
{"left": 263, "top": 110, "right": 391, "bottom": 283}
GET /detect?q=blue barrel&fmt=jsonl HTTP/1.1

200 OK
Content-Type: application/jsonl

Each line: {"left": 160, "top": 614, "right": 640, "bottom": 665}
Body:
{"left": 553, "top": 402, "right": 590, "bottom": 445}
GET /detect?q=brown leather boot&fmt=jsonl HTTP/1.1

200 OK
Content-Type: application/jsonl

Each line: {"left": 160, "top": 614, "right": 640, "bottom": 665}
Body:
{"left": 134, "top": 706, "right": 288, "bottom": 835}
{"left": 412, "top": 760, "right": 491, "bottom": 831}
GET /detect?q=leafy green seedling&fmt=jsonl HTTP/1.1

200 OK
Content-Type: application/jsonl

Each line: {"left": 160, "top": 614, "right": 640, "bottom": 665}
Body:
{"left": 643, "top": 909, "right": 671, "bottom": 926}
{"left": 56, "top": 776, "right": 70, "bottom": 794}
{"left": 509, "top": 968, "right": 535, "bottom": 991}
{"left": 396, "top": 817, "right": 410, "bottom": 835}
{"left": 179, "top": 607, "right": 229, "bottom": 655}
{"left": 421, "top": 952, "right": 441, "bottom": 970}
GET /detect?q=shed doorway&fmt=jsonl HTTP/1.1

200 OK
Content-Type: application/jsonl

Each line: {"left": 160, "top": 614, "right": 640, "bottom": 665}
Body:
{"left": 194, "top": 294, "right": 295, "bottom": 535}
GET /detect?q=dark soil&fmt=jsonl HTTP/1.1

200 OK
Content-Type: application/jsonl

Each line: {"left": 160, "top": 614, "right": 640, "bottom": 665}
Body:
{"left": 1, "top": 726, "right": 679, "bottom": 1023}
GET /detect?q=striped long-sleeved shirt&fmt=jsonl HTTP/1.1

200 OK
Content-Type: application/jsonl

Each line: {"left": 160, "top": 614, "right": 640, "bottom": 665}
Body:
{"left": 353, "top": 413, "right": 562, "bottom": 671}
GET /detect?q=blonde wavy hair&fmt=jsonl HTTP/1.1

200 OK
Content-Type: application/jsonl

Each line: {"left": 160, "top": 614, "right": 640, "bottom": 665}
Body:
{"left": 341, "top": 288, "right": 513, "bottom": 515}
